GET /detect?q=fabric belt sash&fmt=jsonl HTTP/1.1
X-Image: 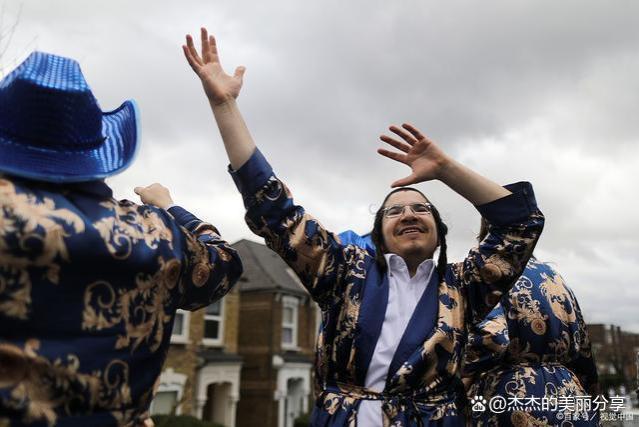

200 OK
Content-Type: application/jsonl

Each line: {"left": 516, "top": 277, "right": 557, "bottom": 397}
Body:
{"left": 319, "top": 382, "right": 462, "bottom": 426}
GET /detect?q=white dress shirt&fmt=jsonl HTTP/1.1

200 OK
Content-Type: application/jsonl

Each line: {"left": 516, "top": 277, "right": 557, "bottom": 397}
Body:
{"left": 356, "top": 254, "right": 435, "bottom": 426}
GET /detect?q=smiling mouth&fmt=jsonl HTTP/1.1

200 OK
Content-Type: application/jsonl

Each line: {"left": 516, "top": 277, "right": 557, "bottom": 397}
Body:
{"left": 397, "top": 226, "right": 425, "bottom": 236}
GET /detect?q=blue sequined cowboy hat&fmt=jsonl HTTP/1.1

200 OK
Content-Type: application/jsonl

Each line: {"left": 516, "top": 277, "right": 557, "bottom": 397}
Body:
{"left": 0, "top": 51, "right": 139, "bottom": 182}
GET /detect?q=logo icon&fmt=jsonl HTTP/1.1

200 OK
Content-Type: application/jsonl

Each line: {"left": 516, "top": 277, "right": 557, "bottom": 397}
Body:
{"left": 471, "top": 396, "right": 488, "bottom": 412}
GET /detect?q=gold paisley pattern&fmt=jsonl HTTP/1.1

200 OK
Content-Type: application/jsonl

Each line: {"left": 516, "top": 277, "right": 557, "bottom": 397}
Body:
{"left": 531, "top": 318, "right": 547, "bottom": 335}
{"left": 505, "top": 275, "right": 549, "bottom": 337}
{"left": 81, "top": 256, "right": 180, "bottom": 352}
{"left": 191, "top": 262, "right": 211, "bottom": 287}
{"left": 540, "top": 272, "right": 577, "bottom": 325}
{"left": 463, "top": 259, "right": 599, "bottom": 425}
{"left": 235, "top": 155, "right": 543, "bottom": 426}
{"left": 1, "top": 177, "right": 242, "bottom": 425}
{"left": 95, "top": 200, "right": 173, "bottom": 259}
{"left": 0, "top": 178, "right": 84, "bottom": 319}
{"left": 0, "top": 340, "right": 130, "bottom": 426}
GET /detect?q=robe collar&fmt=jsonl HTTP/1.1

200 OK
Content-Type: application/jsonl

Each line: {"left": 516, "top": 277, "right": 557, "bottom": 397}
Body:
{"left": 354, "top": 256, "right": 440, "bottom": 386}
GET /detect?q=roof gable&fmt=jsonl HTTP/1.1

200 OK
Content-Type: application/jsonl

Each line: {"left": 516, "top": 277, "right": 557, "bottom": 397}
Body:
{"left": 232, "top": 239, "right": 309, "bottom": 297}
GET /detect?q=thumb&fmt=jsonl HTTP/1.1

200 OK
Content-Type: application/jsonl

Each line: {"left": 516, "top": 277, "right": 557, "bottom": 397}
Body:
{"left": 234, "top": 66, "right": 246, "bottom": 80}
{"left": 391, "top": 173, "right": 418, "bottom": 188}
{"left": 134, "top": 187, "right": 144, "bottom": 195}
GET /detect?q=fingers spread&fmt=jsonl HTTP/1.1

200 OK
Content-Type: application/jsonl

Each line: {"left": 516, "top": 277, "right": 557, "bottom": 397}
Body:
{"left": 402, "top": 123, "right": 426, "bottom": 142}
{"left": 389, "top": 125, "right": 417, "bottom": 145}
{"left": 377, "top": 148, "right": 408, "bottom": 164}
{"left": 209, "top": 35, "right": 219, "bottom": 57}
{"left": 201, "top": 27, "right": 211, "bottom": 62}
{"left": 234, "top": 66, "right": 246, "bottom": 79}
{"left": 183, "top": 45, "right": 199, "bottom": 71}
{"left": 185, "top": 35, "right": 203, "bottom": 67}
{"left": 380, "top": 134, "right": 410, "bottom": 153}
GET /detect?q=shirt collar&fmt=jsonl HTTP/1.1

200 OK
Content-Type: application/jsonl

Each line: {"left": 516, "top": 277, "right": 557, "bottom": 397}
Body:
{"left": 384, "top": 253, "right": 434, "bottom": 281}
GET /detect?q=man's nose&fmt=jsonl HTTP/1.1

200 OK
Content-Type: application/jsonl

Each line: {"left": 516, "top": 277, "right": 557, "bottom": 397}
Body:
{"left": 399, "top": 206, "right": 418, "bottom": 220}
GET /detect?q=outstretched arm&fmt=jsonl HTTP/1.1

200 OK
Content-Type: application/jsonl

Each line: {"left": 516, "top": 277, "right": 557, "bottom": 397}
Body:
{"left": 380, "top": 125, "right": 543, "bottom": 323}
{"left": 134, "top": 183, "right": 174, "bottom": 209}
{"left": 134, "top": 182, "right": 243, "bottom": 310}
{"left": 183, "top": 27, "right": 255, "bottom": 170}
{"left": 182, "top": 28, "right": 352, "bottom": 308}
{"left": 378, "top": 123, "right": 510, "bottom": 205}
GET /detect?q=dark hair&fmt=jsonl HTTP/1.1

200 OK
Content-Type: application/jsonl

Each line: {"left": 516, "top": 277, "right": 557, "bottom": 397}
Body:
{"left": 370, "top": 187, "right": 448, "bottom": 277}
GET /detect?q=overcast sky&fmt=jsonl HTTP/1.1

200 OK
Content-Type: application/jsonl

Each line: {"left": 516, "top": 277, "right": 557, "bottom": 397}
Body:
{"left": 2, "top": 0, "right": 638, "bottom": 331}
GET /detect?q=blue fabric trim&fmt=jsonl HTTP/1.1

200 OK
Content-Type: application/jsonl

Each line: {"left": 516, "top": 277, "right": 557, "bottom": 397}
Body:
{"left": 354, "top": 262, "right": 389, "bottom": 384}
{"left": 476, "top": 181, "right": 537, "bottom": 226}
{"left": 228, "top": 148, "right": 274, "bottom": 202}
{"left": 338, "top": 230, "right": 375, "bottom": 253}
{"left": 386, "top": 269, "right": 440, "bottom": 383}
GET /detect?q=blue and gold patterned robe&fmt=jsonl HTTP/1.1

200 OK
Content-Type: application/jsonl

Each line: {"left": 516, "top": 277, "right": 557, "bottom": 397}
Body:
{"left": 230, "top": 149, "right": 544, "bottom": 426}
{"left": 0, "top": 176, "right": 243, "bottom": 426}
{"left": 462, "top": 259, "right": 599, "bottom": 426}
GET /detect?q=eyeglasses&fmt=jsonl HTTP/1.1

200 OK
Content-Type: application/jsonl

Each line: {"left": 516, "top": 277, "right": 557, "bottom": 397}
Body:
{"left": 382, "top": 202, "right": 433, "bottom": 218}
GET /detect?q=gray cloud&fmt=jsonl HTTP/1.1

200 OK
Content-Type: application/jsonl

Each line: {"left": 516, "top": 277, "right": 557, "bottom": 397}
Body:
{"left": 3, "top": 0, "right": 638, "bottom": 331}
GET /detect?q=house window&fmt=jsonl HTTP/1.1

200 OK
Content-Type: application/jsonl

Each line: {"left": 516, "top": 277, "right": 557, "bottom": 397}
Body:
{"left": 150, "top": 390, "right": 178, "bottom": 415}
{"left": 203, "top": 300, "right": 224, "bottom": 346}
{"left": 605, "top": 328, "right": 612, "bottom": 344}
{"left": 314, "top": 304, "right": 322, "bottom": 342}
{"left": 170, "top": 309, "right": 189, "bottom": 344}
{"left": 282, "top": 296, "right": 299, "bottom": 350}
{"left": 150, "top": 368, "right": 186, "bottom": 415}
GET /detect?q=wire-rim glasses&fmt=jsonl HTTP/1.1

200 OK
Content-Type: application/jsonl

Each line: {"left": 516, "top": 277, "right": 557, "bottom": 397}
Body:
{"left": 382, "top": 202, "right": 433, "bottom": 218}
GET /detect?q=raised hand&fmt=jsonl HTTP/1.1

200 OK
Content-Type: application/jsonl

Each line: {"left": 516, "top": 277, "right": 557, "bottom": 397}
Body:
{"left": 134, "top": 183, "right": 174, "bottom": 209}
{"left": 378, "top": 123, "right": 451, "bottom": 187}
{"left": 183, "top": 27, "right": 246, "bottom": 105}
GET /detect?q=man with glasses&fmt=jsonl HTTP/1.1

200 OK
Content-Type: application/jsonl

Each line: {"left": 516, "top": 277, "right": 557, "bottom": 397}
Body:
{"left": 182, "top": 27, "right": 544, "bottom": 426}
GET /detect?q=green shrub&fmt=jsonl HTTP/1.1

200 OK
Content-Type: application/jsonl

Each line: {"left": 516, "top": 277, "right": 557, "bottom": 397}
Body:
{"left": 294, "top": 412, "right": 311, "bottom": 427}
{"left": 151, "top": 414, "right": 225, "bottom": 427}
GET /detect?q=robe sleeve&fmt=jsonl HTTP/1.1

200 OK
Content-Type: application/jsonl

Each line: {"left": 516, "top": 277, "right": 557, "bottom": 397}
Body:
{"left": 453, "top": 182, "right": 545, "bottom": 326}
{"left": 565, "top": 289, "right": 600, "bottom": 395}
{"left": 229, "top": 148, "right": 351, "bottom": 308}
{"left": 167, "top": 205, "right": 244, "bottom": 311}
{"left": 461, "top": 303, "right": 509, "bottom": 380}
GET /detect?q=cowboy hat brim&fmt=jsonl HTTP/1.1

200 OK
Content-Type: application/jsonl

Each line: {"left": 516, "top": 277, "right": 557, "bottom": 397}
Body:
{"left": 0, "top": 100, "right": 140, "bottom": 183}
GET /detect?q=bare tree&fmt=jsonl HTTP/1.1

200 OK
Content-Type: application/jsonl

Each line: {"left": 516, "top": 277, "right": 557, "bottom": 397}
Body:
{"left": 0, "top": 2, "right": 36, "bottom": 78}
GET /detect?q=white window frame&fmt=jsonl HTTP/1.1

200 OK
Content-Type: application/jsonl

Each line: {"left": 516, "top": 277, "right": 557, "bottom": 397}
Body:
{"left": 150, "top": 390, "right": 180, "bottom": 416}
{"left": 170, "top": 309, "right": 190, "bottom": 344}
{"left": 314, "top": 304, "right": 322, "bottom": 342}
{"left": 202, "top": 300, "right": 224, "bottom": 347}
{"left": 150, "top": 368, "right": 187, "bottom": 415}
{"left": 281, "top": 295, "right": 299, "bottom": 350}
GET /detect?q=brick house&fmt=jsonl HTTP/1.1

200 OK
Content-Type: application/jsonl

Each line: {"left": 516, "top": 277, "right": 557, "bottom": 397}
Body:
{"left": 233, "top": 239, "right": 319, "bottom": 427}
{"left": 151, "top": 282, "right": 243, "bottom": 426}
{"left": 588, "top": 323, "right": 639, "bottom": 394}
